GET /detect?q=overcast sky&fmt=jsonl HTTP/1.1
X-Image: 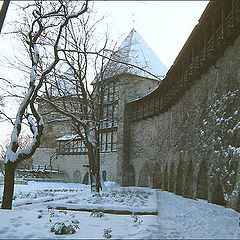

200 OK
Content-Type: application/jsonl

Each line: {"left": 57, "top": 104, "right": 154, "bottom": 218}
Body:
{"left": 0, "top": 1, "right": 209, "bottom": 143}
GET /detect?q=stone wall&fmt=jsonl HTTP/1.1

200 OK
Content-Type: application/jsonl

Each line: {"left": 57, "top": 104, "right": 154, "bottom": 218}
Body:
{"left": 127, "top": 34, "right": 240, "bottom": 209}
{"left": 38, "top": 98, "right": 79, "bottom": 148}
{"left": 33, "top": 148, "right": 57, "bottom": 167}
{"left": 54, "top": 152, "right": 118, "bottom": 183}
{"left": 116, "top": 74, "right": 160, "bottom": 185}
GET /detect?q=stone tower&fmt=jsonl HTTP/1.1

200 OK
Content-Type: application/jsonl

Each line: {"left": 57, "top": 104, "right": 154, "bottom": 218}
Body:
{"left": 33, "top": 28, "right": 167, "bottom": 184}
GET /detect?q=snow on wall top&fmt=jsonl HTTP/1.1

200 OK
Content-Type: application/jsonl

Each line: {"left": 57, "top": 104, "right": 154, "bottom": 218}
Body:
{"left": 56, "top": 134, "right": 80, "bottom": 141}
{"left": 95, "top": 28, "right": 167, "bottom": 82}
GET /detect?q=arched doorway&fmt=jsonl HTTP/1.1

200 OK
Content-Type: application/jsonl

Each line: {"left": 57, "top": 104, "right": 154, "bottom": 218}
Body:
{"left": 73, "top": 170, "right": 81, "bottom": 183}
{"left": 211, "top": 184, "right": 226, "bottom": 206}
{"left": 138, "top": 166, "right": 150, "bottom": 187}
{"left": 196, "top": 161, "right": 208, "bottom": 200}
{"left": 153, "top": 168, "right": 162, "bottom": 189}
{"left": 236, "top": 194, "right": 240, "bottom": 213}
{"left": 169, "top": 163, "right": 175, "bottom": 192}
{"left": 82, "top": 172, "right": 89, "bottom": 184}
{"left": 163, "top": 165, "right": 168, "bottom": 191}
{"left": 176, "top": 161, "right": 183, "bottom": 195}
{"left": 184, "top": 160, "right": 193, "bottom": 198}
{"left": 125, "top": 164, "right": 135, "bottom": 186}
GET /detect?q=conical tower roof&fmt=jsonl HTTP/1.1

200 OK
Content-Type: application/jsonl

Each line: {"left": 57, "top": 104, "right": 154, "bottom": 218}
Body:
{"left": 50, "top": 67, "right": 78, "bottom": 97}
{"left": 96, "top": 29, "right": 167, "bottom": 82}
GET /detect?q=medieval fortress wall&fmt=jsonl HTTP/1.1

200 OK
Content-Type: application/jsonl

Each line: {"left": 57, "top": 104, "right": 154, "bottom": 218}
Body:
{"left": 32, "top": 1, "right": 240, "bottom": 211}
{"left": 116, "top": 74, "right": 160, "bottom": 184}
{"left": 127, "top": 31, "right": 240, "bottom": 208}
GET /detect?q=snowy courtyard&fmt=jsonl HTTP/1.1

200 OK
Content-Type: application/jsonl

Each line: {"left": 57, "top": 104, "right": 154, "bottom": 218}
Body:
{"left": 0, "top": 181, "right": 239, "bottom": 239}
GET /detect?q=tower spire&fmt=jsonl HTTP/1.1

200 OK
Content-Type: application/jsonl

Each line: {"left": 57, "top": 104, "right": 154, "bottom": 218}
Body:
{"left": 132, "top": 13, "right": 135, "bottom": 29}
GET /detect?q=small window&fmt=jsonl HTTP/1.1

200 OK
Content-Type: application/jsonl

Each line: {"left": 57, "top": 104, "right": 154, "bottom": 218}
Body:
{"left": 106, "top": 132, "right": 112, "bottom": 151}
{"left": 101, "top": 133, "right": 106, "bottom": 152}
{"left": 114, "top": 85, "right": 119, "bottom": 100}
{"left": 112, "top": 131, "right": 117, "bottom": 151}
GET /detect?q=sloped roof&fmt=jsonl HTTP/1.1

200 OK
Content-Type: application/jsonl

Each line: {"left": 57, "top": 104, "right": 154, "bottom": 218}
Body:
{"left": 50, "top": 67, "right": 78, "bottom": 97}
{"left": 94, "top": 28, "right": 167, "bottom": 83}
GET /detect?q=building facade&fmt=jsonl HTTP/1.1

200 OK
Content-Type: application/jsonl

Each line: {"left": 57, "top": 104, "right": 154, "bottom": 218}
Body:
{"left": 33, "top": 29, "right": 166, "bottom": 184}
{"left": 33, "top": 1, "right": 240, "bottom": 212}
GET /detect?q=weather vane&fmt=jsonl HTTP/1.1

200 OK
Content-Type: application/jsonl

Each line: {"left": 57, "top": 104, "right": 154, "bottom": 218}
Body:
{"left": 132, "top": 13, "right": 135, "bottom": 28}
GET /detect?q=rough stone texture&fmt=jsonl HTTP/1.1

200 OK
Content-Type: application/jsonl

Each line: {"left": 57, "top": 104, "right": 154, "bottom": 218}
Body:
{"left": 54, "top": 152, "right": 118, "bottom": 183}
{"left": 55, "top": 154, "right": 89, "bottom": 182}
{"left": 34, "top": 73, "right": 159, "bottom": 185}
{"left": 37, "top": 98, "right": 79, "bottom": 148}
{"left": 116, "top": 74, "right": 160, "bottom": 185}
{"left": 34, "top": 149, "right": 118, "bottom": 183}
{"left": 126, "top": 34, "right": 240, "bottom": 209}
{"left": 33, "top": 148, "right": 57, "bottom": 167}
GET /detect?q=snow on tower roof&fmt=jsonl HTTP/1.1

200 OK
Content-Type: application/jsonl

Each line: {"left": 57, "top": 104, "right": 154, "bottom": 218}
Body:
{"left": 95, "top": 28, "right": 167, "bottom": 82}
{"left": 50, "top": 67, "right": 78, "bottom": 97}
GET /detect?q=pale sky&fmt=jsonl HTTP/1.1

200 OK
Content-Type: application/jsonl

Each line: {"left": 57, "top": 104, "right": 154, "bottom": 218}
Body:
{"left": 0, "top": 1, "right": 209, "bottom": 143}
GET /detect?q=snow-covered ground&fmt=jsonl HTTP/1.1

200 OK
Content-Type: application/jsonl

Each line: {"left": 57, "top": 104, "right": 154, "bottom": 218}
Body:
{"left": 157, "top": 191, "right": 240, "bottom": 239}
{"left": 0, "top": 181, "right": 239, "bottom": 239}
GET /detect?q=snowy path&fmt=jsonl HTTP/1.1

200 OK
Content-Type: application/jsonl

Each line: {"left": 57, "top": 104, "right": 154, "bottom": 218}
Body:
{"left": 157, "top": 190, "right": 240, "bottom": 239}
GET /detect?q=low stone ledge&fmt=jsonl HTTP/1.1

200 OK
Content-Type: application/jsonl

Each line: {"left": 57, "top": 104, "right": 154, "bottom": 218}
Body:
{"left": 48, "top": 203, "right": 158, "bottom": 215}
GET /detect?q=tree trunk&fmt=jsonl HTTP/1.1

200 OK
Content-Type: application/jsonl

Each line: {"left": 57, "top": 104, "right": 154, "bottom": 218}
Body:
{"left": 87, "top": 143, "right": 102, "bottom": 194}
{"left": 95, "top": 146, "right": 102, "bottom": 192}
{"left": 0, "top": 0, "right": 10, "bottom": 35}
{"left": 1, "top": 162, "right": 16, "bottom": 210}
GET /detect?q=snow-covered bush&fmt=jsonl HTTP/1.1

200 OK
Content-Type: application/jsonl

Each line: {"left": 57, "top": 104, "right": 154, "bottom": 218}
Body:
{"left": 84, "top": 188, "right": 152, "bottom": 207}
{"left": 50, "top": 220, "right": 79, "bottom": 235}
{"left": 13, "top": 190, "right": 55, "bottom": 200}
{"left": 37, "top": 209, "right": 43, "bottom": 219}
{"left": 103, "top": 228, "right": 112, "bottom": 238}
{"left": 90, "top": 209, "right": 105, "bottom": 218}
{"left": 130, "top": 213, "right": 143, "bottom": 224}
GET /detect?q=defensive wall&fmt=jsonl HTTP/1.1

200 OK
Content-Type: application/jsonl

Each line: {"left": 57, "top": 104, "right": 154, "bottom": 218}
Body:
{"left": 122, "top": 0, "right": 240, "bottom": 211}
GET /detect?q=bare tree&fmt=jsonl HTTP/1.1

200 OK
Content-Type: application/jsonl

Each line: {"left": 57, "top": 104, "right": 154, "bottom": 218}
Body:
{"left": 39, "top": 10, "right": 115, "bottom": 193}
{"left": 38, "top": 9, "right": 162, "bottom": 193}
{"left": 1, "top": 0, "right": 88, "bottom": 210}
{"left": 0, "top": 0, "right": 10, "bottom": 35}
{"left": 0, "top": 96, "right": 4, "bottom": 119}
{"left": 0, "top": 134, "right": 33, "bottom": 176}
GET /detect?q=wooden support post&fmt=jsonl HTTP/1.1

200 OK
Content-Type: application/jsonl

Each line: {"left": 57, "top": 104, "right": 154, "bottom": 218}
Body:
{"left": 221, "top": 0, "right": 225, "bottom": 40}
{"left": 153, "top": 97, "right": 156, "bottom": 114}
{"left": 212, "top": 19, "right": 216, "bottom": 51}
{"left": 177, "top": 66, "right": 180, "bottom": 92}
{"left": 232, "top": 0, "right": 236, "bottom": 27}
{"left": 203, "top": 29, "right": 207, "bottom": 61}
{"left": 197, "top": 39, "right": 200, "bottom": 69}
{"left": 181, "top": 60, "right": 185, "bottom": 87}
{"left": 191, "top": 44, "right": 195, "bottom": 78}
